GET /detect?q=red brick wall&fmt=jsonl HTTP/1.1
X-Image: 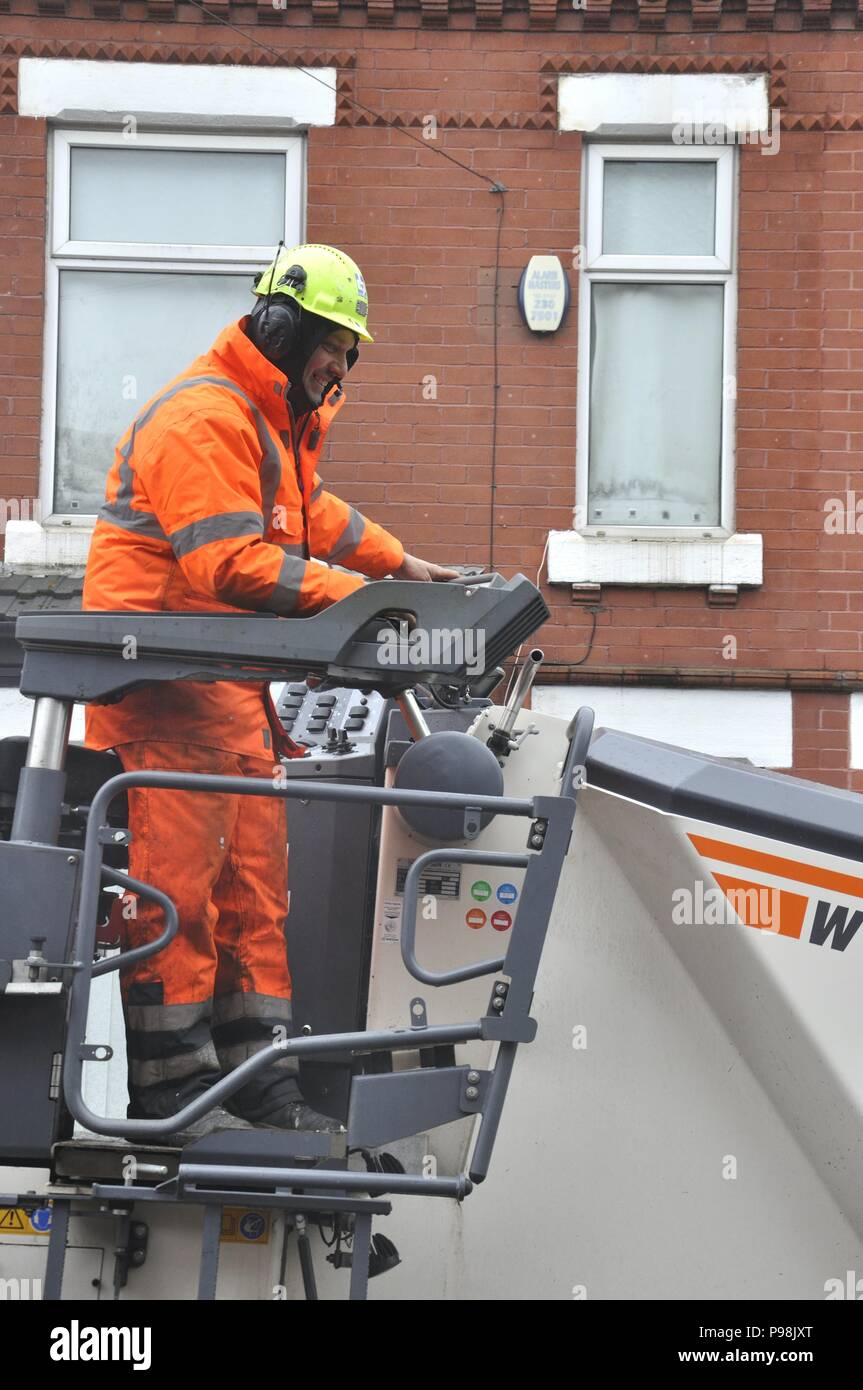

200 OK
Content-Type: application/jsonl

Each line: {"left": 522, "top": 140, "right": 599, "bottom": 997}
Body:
{"left": 2, "top": 9, "right": 863, "bottom": 780}
{"left": 0, "top": 114, "right": 45, "bottom": 531}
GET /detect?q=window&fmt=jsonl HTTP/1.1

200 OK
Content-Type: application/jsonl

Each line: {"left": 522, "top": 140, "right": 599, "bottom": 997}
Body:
{"left": 44, "top": 130, "right": 304, "bottom": 520}
{"left": 577, "top": 143, "right": 736, "bottom": 537}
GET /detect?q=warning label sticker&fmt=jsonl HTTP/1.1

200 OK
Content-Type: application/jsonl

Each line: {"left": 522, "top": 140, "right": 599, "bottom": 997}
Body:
{"left": 220, "top": 1208, "right": 271, "bottom": 1244}
{"left": 0, "top": 1206, "right": 52, "bottom": 1237}
{"left": 380, "top": 899, "right": 402, "bottom": 943}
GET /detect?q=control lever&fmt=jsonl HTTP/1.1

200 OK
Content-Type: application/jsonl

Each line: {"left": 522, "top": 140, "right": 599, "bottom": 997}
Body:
{"left": 397, "top": 690, "right": 432, "bottom": 742}
{"left": 486, "top": 648, "right": 543, "bottom": 758}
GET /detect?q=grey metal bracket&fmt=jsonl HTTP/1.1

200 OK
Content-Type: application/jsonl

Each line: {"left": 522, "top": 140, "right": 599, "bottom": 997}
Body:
{"left": 78, "top": 1043, "right": 113, "bottom": 1062}
{"left": 348, "top": 1066, "right": 488, "bottom": 1147}
{"left": 527, "top": 818, "right": 548, "bottom": 849}
{"left": 480, "top": 1015, "right": 538, "bottom": 1044}
{"left": 488, "top": 980, "right": 509, "bottom": 1015}
{"left": 3, "top": 947, "right": 78, "bottom": 995}
{"left": 463, "top": 805, "right": 482, "bottom": 839}
{"left": 98, "top": 825, "right": 131, "bottom": 848}
{"left": 113, "top": 1215, "right": 148, "bottom": 1293}
{"left": 460, "top": 1069, "right": 489, "bottom": 1115}
{"left": 409, "top": 997, "right": 428, "bottom": 1028}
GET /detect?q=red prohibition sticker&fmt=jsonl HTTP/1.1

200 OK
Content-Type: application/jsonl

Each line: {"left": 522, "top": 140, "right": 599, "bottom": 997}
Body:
{"left": 491, "top": 910, "right": 512, "bottom": 932}
{"left": 466, "top": 909, "right": 486, "bottom": 930}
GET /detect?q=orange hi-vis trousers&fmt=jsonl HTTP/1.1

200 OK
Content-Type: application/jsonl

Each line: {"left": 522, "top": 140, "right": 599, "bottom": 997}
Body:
{"left": 111, "top": 739, "right": 300, "bottom": 1121}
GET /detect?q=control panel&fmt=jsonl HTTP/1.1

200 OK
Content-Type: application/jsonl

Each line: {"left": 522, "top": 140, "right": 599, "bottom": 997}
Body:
{"left": 274, "top": 682, "right": 388, "bottom": 754}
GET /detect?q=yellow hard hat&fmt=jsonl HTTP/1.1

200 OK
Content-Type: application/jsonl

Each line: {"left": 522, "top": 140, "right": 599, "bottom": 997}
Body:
{"left": 254, "top": 243, "right": 373, "bottom": 343}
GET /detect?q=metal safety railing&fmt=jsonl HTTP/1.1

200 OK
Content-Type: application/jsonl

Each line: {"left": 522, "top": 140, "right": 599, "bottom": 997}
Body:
{"left": 56, "top": 705, "right": 594, "bottom": 1199}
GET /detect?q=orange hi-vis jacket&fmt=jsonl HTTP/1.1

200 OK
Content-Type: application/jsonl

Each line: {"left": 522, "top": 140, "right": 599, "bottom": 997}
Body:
{"left": 83, "top": 317, "right": 405, "bottom": 758}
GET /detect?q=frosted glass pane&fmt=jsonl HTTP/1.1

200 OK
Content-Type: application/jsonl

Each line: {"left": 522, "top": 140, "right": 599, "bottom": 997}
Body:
{"left": 588, "top": 282, "right": 723, "bottom": 526}
{"left": 603, "top": 161, "right": 716, "bottom": 256}
{"left": 55, "top": 270, "right": 254, "bottom": 514}
{"left": 70, "top": 147, "right": 286, "bottom": 245}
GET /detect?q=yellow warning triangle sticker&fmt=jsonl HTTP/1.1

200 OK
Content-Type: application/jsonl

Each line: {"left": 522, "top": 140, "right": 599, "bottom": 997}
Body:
{"left": 0, "top": 1208, "right": 26, "bottom": 1231}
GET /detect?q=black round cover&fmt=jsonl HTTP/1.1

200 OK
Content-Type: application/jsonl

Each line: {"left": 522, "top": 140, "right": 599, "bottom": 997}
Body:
{"left": 393, "top": 731, "right": 504, "bottom": 841}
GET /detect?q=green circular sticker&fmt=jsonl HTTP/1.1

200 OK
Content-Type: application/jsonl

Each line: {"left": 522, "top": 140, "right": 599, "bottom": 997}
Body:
{"left": 471, "top": 880, "right": 492, "bottom": 902}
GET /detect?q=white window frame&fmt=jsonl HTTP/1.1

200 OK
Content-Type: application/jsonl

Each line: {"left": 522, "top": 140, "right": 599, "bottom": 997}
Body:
{"left": 41, "top": 128, "right": 305, "bottom": 527}
{"left": 576, "top": 141, "right": 738, "bottom": 543}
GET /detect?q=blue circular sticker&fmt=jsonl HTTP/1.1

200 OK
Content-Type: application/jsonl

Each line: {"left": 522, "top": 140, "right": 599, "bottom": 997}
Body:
{"left": 30, "top": 1207, "right": 52, "bottom": 1232}
{"left": 496, "top": 883, "right": 518, "bottom": 905}
{"left": 239, "top": 1212, "right": 267, "bottom": 1242}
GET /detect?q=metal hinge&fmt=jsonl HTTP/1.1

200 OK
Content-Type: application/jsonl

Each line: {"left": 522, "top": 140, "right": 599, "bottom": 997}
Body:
{"left": 49, "top": 1053, "right": 62, "bottom": 1100}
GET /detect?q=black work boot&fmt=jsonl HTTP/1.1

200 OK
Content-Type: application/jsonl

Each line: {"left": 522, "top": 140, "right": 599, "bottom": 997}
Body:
{"left": 224, "top": 1074, "right": 346, "bottom": 1135}
{"left": 158, "top": 1105, "right": 258, "bottom": 1147}
{"left": 212, "top": 991, "right": 345, "bottom": 1134}
{"left": 124, "top": 1084, "right": 257, "bottom": 1150}
{"left": 123, "top": 1070, "right": 253, "bottom": 1145}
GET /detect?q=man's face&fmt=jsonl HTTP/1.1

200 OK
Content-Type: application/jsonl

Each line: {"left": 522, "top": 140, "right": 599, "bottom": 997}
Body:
{"left": 302, "top": 327, "right": 357, "bottom": 406}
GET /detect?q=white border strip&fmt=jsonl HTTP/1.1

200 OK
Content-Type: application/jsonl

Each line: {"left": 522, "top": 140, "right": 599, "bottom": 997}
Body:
{"left": 558, "top": 71, "right": 770, "bottom": 135}
{"left": 18, "top": 58, "right": 337, "bottom": 126}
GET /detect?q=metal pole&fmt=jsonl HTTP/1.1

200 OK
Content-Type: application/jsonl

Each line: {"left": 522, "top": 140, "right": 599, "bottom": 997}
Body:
{"left": 42, "top": 1197, "right": 72, "bottom": 1301}
{"left": 180, "top": 1164, "right": 472, "bottom": 1200}
{"left": 349, "top": 1212, "right": 373, "bottom": 1301}
{"left": 396, "top": 690, "right": 432, "bottom": 741}
{"left": 197, "top": 1204, "right": 222, "bottom": 1301}
{"left": 489, "top": 649, "right": 543, "bottom": 754}
{"left": 25, "top": 697, "right": 72, "bottom": 770}
{"left": 10, "top": 697, "right": 72, "bottom": 844}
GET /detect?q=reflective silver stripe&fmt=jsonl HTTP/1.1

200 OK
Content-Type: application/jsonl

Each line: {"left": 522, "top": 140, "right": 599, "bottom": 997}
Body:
{"left": 128, "top": 1041, "right": 220, "bottom": 1089}
{"left": 261, "top": 552, "right": 307, "bottom": 615}
{"left": 99, "top": 502, "right": 168, "bottom": 541}
{"left": 324, "top": 506, "right": 366, "bottom": 563}
{"left": 212, "top": 993, "right": 292, "bottom": 1027}
{"left": 126, "top": 1001, "right": 209, "bottom": 1032}
{"left": 169, "top": 510, "right": 264, "bottom": 559}
{"left": 310, "top": 480, "right": 323, "bottom": 503}
{"left": 278, "top": 541, "right": 307, "bottom": 558}
{"left": 212, "top": 992, "right": 296, "bottom": 1073}
{"left": 106, "top": 373, "right": 282, "bottom": 537}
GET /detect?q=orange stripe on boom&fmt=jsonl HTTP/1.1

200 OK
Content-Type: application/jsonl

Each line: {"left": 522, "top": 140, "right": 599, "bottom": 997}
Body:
{"left": 711, "top": 874, "right": 807, "bottom": 939}
{"left": 688, "top": 834, "right": 863, "bottom": 902}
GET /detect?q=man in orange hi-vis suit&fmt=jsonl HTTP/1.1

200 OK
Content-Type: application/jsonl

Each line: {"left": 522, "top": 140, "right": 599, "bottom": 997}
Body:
{"left": 83, "top": 244, "right": 458, "bottom": 1140}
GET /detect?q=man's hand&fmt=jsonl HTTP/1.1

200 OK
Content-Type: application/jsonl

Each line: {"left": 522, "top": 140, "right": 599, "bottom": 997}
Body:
{"left": 394, "top": 553, "right": 461, "bottom": 583}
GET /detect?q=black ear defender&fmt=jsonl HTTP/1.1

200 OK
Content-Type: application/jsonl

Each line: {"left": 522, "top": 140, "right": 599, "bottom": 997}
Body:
{"left": 247, "top": 252, "right": 310, "bottom": 369}
{"left": 247, "top": 295, "right": 301, "bottom": 365}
